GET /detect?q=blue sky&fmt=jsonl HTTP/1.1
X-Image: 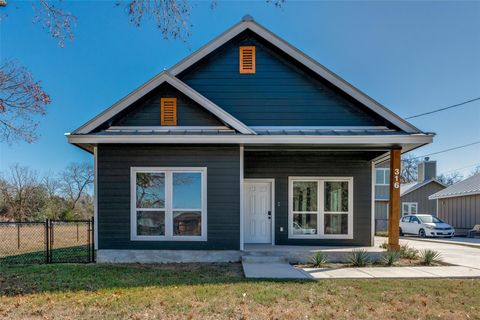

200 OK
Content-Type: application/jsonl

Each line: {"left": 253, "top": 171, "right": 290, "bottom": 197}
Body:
{"left": 1, "top": 1, "right": 479, "bottom": 177}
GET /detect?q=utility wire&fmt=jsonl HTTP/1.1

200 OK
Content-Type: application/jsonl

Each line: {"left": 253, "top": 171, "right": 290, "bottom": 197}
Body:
{"left": 440, "top": 162, "right": 480, "bottom": 175}
{"left": 406, "top": 97, "right": 480, "bottom": 119}
{"left": 413, "top": 141, "right": 480, "bottom": 159}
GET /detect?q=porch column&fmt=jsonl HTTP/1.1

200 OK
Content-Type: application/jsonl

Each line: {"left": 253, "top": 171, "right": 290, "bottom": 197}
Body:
{"left": 388, "top": 149, "right": 401, "bottom": 251}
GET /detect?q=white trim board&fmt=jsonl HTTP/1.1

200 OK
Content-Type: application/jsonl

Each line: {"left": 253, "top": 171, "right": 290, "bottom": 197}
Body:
{"left": 67, "top": 133, "right": 433, "bottom": 145}
{"left": 169, "top": 17, "right": 422, "bottom": 134}
{"left": 73, "top": 72, "right": 255, "bottom": 135}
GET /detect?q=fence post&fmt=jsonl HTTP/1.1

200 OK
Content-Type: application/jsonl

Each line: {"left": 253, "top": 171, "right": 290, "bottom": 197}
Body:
{"left": 17, "top": 223, "right": 20, "bottom": 249}
{"left": 76, "top": 223, "right": 79, "bottom": 242}
{"left": 45, "top": 219, "right": 50, "bottom": 264}
{"left": 91, "top": 216, "right": 95, "bottom": 262}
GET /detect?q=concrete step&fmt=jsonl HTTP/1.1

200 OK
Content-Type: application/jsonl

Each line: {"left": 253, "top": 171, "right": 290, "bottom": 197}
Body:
{"left": 241, "top": 255, "right": 289, "bottom": 263}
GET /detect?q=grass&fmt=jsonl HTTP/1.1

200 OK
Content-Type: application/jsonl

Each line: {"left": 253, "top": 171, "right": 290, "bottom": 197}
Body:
{"left": 0, "top": 264, "right": 479, "bottom": 319}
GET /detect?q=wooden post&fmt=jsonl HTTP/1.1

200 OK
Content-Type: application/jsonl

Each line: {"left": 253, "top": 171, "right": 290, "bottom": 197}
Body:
{"left": 388, "top": 149, "right": 401, "bottom": 251}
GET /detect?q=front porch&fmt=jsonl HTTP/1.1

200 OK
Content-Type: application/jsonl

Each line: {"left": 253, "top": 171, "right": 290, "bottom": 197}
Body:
{"left": 241, "top": 147, "right": 403, "bottom": 250}
{"left": 243, "top": 243, "right": 385, "bottom": 264}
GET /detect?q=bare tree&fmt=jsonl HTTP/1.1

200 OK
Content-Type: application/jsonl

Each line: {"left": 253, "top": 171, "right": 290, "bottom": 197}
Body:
{"left": 437, "top": 172, "right": 463, "bottom": 186}
{"left": 0, "top": 60, "right": 51, "bottom": 144}
{"left": 470, "top": 165, "right": 480, "bottom": 177}
{"left": 121, "top": 0, "right": 192, "bottom": 41}
{"left": 60, "top": 162, "right": 94, "bottom": 211}
{"left": 42, "top": 173, "right": 61, "bottom": 198}
{"left": 32, "top": 0, "right": 77, "bottom": 47}
{"left": 400, "top": 154, "right": 419, "bottom": 183}
{"left": 0, "top": 164, "right": 45, "bottom": 220}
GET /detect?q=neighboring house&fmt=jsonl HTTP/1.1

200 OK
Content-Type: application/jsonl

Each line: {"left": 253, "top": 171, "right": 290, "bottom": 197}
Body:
{"left": 374, "top": 160, "right": 446, "bottom": 232}
{"left": 67, "top": 16, "right": 433, "bottom": 263}
{"left": 429, "top": 173, "right": 480, "bottom": 236}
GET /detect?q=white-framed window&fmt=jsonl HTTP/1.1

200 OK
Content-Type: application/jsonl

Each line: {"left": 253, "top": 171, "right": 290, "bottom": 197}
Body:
{"left": 375, "top": 168, "right": 390, "bottom": 185}
{"left": 130, "top": 167, "right": 207, "bottom": 241}
{"left": 402, "top": 202, "right": 417, "bottom": 216}
{"left": 288, "top": 177, "right": 353, "bottom": 239}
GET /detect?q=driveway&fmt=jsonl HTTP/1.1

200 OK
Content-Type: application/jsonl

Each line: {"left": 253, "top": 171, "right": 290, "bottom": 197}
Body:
{"left": 375, "top": 237, "right": 480, "bottom": 270}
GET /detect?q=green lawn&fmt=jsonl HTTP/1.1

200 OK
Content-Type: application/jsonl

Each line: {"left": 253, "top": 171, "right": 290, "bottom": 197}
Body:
{"left": 0, "top": 264, "right": 479, "bottom": 320}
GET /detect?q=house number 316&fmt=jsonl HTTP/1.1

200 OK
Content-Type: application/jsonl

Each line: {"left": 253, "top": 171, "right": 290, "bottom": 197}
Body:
{"left": 393, "top": 168, "right": 400, "bottom": 189}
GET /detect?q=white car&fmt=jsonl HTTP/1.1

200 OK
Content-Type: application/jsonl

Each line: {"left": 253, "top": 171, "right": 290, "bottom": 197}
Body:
{"left": 399, "top": 214, "right": 455, "bottom": 238}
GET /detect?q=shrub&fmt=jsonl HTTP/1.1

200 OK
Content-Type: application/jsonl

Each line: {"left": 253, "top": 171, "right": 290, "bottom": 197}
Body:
{"left": 310, "top": 251, "right": 328, "bottom": 267}
{"left": 348, "top": 249, "right": 370, "bottom": 267}
{"left": 399, "top": 244, "right": 419, "bottom": 260}
{"left": 420, "top": 249, "right": 442, "bottom": 266}
{"left": 381, "top": 250, "right": 400, "bottom": 266}
{"left": 379, "top": 241, "right": 388, "bottom": 249}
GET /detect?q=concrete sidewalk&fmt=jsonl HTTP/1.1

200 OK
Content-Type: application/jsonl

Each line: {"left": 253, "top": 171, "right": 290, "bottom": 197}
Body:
{"left": 242, "top": 262, "right": 309, "bottom": 279}
{"left": 301, "top": 266, "right": 480, "bottom": 279}
{"left": 242, "top": 261, "right": 480, "bottom": 279}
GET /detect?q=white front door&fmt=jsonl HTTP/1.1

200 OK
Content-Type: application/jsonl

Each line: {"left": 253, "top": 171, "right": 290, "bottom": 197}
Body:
{"left": 244, "top": 181, "right": 272, "bottom": 244}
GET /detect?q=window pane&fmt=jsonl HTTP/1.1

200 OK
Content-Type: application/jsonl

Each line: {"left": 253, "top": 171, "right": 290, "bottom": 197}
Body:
{"left": 293, "top": 213, "right": 317, "bottom": 235}
{"left": 137, "top": 211, "right": 165, "bottom": 235}
{"left": 173, "top": 211, "right": 201, "bottom": 236}
{"left": 385, "top": 169, "right": 390, "bottom": 185}
{"left": 324, "top": 181, "right": 348, "bottom": 212}
{"left": 136, "top": 172, "right": 165, "bottom": 208}
{"left": 324, "top": 213, "right": 348, "bottom": 235}
{"left": 293, "top": 181, "right": 317, "bottom": 212}
{"left": 375, "top": 170, "right": 384, "bottom": 185}
{"left": 173, "top": 173, "right": 202, "bottom": 209}
{"left": 411, "top": 204, "right": 417, "bottom": 214}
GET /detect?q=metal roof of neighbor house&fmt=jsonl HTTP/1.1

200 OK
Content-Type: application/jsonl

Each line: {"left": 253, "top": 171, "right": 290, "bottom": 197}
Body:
{"left": 400, "top": 179, "right": 447, "bottom": 197}
{"left": 429, "top": 173, "right": 480, "bottom": 200}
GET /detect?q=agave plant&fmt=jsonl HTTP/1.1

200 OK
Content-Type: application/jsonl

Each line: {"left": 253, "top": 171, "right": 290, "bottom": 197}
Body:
{"left": 420, "top": 249, "right": 442, "bottom": 266}
{"left": 348, "top": 249, "right": 370, "bottom": 267}
{"left": 399, "top": 244, "right": 419, "bottom": 260}
{"left": 381, "top": 250, "right": 400, "bottom": 266}
{"left": 310, "top": 251, "right": 328, "bottom": 267}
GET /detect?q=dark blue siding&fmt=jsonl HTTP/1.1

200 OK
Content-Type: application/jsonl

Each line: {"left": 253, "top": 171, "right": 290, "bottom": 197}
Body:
{"left": 113, "top": 83, "right": 224, "bottom": 127}
{"left": 179, "top": 31, "right": 389, "bottom": 127}
{"left": 97, "top": 144, "right": 240, "bottom": 250}
{"left": 245, "top": 151, "right": 374, "bottom": 246}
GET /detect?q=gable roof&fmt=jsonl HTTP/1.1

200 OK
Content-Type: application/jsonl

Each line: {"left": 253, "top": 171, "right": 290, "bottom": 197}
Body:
{"left": 429, "top": 174, "right": 480, "bottom": 200}
{"left": 169, "top": 15, "right": 422, "bottom": 134}
{"left": 400, "top": 179, "right": 447, "bottom": 197}
{"left": 72, "top": 71, "right": 256, "bottom": 135}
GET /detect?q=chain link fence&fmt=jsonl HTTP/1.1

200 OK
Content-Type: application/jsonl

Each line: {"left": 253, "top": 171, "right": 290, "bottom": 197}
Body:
{"left": 0, "top": 218, "right": 94, "bottom": 265}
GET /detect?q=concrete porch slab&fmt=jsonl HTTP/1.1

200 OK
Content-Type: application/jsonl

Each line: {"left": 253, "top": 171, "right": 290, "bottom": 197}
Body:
{"left": 243, "top": 244, "right": 384, "bottom": 263}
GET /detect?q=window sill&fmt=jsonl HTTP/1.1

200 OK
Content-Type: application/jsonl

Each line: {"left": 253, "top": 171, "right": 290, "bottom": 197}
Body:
{"left": 131, "top": 235, "right": 207, "bottom": 242}
{"left": 288, "top": 234, "right": 353, "bottom": 240}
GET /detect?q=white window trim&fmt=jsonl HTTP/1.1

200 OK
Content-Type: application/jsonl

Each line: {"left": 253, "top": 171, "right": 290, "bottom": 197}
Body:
{"left": 288, "top": 176, "right": 354, "bottom": 240}
{"left": 375, "top": 168, "right": 390, "bottom": 186}
{"left": 130, "top": 167, "right": 207, "bottom": 241}
{"left": 402, "top": 202, "right": 418, "bottom": 216}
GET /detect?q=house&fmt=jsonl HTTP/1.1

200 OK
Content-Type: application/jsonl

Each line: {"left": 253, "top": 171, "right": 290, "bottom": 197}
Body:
{"left": 66, "top": 16, "right": 433, "bottom": 262}
{"left": 374, "top": 159, "right": 446, "bottom": 232}
{"left": 429, "top": 173, "right": 480, "bottom": 236}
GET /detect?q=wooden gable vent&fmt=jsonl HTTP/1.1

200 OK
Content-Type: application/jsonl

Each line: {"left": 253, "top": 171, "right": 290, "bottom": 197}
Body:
{"left": 239, "top": 46, "right": 256, "bottom": 74}
{"left": 160, "top": 98, "right": 177, "bottom": 126}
